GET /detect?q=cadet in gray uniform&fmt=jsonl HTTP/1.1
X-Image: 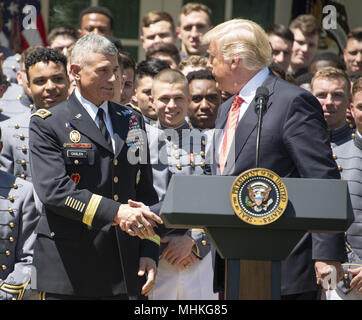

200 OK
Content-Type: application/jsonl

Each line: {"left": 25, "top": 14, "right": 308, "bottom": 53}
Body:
{"left": 147, "top": 69, "right": 217, "bottom": 300}
{"left": 311, "top": 66, "right": 355, "bottom": 148}
{"left": 0, "top": 47, "right": 42, "bottom": 119}
{"left": 0, "top": 127, "right": 39, "bottom": 300}
{"left": 0, "top": 48, "right": 70, "bottom": 181}
{"left": 326, "top": 77, "right": 362, "bottom": 300}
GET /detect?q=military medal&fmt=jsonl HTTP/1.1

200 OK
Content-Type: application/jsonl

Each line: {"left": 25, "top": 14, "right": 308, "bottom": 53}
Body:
{"left": 69, "top": 130, "right": 81, "bottom": 143}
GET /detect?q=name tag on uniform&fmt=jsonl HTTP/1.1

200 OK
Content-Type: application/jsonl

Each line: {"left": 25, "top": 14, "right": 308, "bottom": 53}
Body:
{"left": 67, "top": 150, "right": 88, "bottom": 158}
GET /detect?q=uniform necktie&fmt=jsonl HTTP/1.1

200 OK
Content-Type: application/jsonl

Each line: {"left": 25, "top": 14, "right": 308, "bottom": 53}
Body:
{"left": 218, "top": 95, "right": 244, "bottom": 174}
{"left": 97, "top": 108, "right": 112, "bottom": 146}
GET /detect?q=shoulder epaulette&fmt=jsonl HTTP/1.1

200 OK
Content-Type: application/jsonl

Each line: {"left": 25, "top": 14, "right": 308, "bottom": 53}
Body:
{"left": 31, "top": 109, "right": 52, "bottom": 119}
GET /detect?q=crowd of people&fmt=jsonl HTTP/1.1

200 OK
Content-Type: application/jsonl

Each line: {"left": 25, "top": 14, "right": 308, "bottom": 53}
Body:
{"left": 0, "top": 2, "right": 362, "bottom": 301}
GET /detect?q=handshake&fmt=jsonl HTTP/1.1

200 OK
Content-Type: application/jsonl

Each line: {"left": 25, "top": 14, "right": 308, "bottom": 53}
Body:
{"left": 112, "top": 199, "right": 163, "bottom": 239}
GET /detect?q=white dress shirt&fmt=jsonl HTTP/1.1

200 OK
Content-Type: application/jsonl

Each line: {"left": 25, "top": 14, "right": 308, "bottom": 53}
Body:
{"left": 74, "top": 88, "right": 115, "bottom": 152}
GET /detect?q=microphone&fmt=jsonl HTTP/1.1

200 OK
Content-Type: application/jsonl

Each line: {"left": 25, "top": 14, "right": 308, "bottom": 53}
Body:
{"left": 254, "top": 86, "right": 269, "bottom": 168}
{"left": 254, "top": 86, "right": 269, "bottom": 115}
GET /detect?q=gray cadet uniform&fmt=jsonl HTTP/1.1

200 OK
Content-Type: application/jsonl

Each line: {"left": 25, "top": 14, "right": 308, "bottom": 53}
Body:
{"left": 147, "top": 120, "right": 217, "bottom": 300}
{"left": 0, "top": 171, "right": 39, "bottom": 300}
{"left": 323, "top": 132, "right": 362, "bottom": 299}
{"left": 2, "top": 53, "right": 21, "bottom": 85}
{"left": 0, "top": 92, "right": 34, "bottom": 119}
{"left": 0, "top": 108, "right": 34, "bottom": 181}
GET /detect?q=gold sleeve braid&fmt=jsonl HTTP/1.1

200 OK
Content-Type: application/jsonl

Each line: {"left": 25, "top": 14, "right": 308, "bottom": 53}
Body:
{"left": 82, "top": 194, "right": 102, "bottom": 227}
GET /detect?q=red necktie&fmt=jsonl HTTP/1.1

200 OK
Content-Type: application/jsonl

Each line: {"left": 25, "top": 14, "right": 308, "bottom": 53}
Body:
{"left": 218, "top": 95, "right": 244, "bottom": 174}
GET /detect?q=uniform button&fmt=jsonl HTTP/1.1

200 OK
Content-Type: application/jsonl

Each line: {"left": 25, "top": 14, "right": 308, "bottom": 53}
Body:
{"left": 113, "top": 159, "right": 118, "bottom": 166}
{"left": 352, "top": 133, "right": 356, "bottom": 139}
{"left": 8, "top": 208, "right": 13, "bottom": 213}
{"left": 200, "top": 162, "right": 205, "bottom": 168}
{"left": 1, "top": 265, "right": 6, "bottom": 271}
{"left": 19, "top": 134, "right": 25, "bottom": 140}
{"left": 173, "top": 144, "right": 178, "bottom": 150}
{"left": 29, "top": 104, "right": 34, "bottom": 110}
{"left": 338, "top": 165, "right": 342, "bottom": 171}
{"left": 113, "top": 176, "right": 119, "bottom": 183}
{"left": 9, "top": 222, "right": 15, "bottom": 229}
{"left": 8, "top": 196, "right": 14, "bottom": 202}
{"left": 20, "top": 160, "right": 26, "bottom": 166}
{"left": 50, "top": 232, "right": 55, "bottom": 238}
{"left": 21, "top": 146, "right": 27, "bottom": 152}
{"left": 202, "top": 240, "right": 207, "bottom": 246}
{"left": 14, "top": 124, "right": 20, "bottom": 129}
{"left": 74, "top": 160, "right": 79, "bottom": 165}
{"left": 202, "top": 140, "right": 206, "bottom": 146}
{"left": 20, "top": 174, "right": 26, "bottom": 179}
{"left": 344, "top": 273, "right": 349, "bottom": 279}
{"left": 176, "top": 164, "right": 182, "bottom": 170}
{"left": 5, "top": 250, "right": 10, "bottom": 256}
{"left": 190, "top": 162, "right": 195, "bottom": 167}
{"left": 174, "top": 154, "right": 180, "bottom": 159}
{"left": 200, "top": 151, "right": 205, "bottom": 157}
{"left": 113, "top": 194, "right": 119, "bottom": 201}
{"left": 9, "top": 237, "right": 14, "bottom": 243}
{"left": 11, "top": 65, "right": 16, "bottom": 71}
{"left": 12, "top": 184, "right": 18, "bottom": 189}
{"left": 333, "top": 154, "right": 337, "bottom": 160}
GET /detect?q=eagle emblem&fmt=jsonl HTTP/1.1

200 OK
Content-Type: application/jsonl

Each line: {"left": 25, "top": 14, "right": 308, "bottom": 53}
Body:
{"left": 246, "top": 182, "right": 273, "bottom": 212}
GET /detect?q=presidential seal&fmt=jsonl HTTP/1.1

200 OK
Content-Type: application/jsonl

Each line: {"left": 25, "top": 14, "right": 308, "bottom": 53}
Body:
{"left": 230, "top": 168, "right": 288, "bottom": 225}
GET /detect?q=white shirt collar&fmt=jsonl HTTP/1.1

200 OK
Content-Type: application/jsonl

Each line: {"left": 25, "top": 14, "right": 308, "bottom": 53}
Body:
{"left": 238, "top": 67, "right": 270, "bottom": 104}
{"left": 74, "top": 88, "right": 109, "bottom": 121}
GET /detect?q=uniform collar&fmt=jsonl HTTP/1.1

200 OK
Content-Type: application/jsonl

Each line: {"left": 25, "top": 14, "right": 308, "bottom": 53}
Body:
{"left": 354, "top": 130, "right": 362, "bottom": 150}
{"left": 329, "top": 123, "right": 354, "bottom": 143}
{"left": 74, "top": 88, "right": 108, "bottom": 121}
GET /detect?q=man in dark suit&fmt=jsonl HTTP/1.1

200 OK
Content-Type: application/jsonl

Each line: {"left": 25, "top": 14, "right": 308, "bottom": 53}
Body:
{"left": 203, "top": 19, "right": 346, "bottom": 299}
{"left": 29, "top": 33, "right": 163, "bottom": 300}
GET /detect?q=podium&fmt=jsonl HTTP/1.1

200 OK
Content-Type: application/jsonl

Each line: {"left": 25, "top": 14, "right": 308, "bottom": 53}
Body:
{"left": 160, "top": 175, "right": 354, "bottom": 300}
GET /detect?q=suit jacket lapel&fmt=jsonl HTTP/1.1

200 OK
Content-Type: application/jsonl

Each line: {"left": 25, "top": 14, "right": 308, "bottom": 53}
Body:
{"left": 223, "top": 71, "right": 277, "bottom": 174}
{"left": 68, "top": 92, "right": 114, "bottom": 154}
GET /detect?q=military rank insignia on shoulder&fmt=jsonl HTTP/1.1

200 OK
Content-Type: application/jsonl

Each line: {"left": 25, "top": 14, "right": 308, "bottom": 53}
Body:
{"left": 31, "top": 109, "right": 52, "bottom": 119}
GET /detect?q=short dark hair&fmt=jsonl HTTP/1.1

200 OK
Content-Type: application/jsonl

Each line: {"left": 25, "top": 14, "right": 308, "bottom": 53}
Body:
{"left": 105, "top": 35, "right": 123, "bottom": 51}
{"left": 135, "top": 58, "right": 171, "bottom": 85}
{"left": 79, "top": 6, "right": 114, "bottom": 30}
{"left": 118, "top": 50, "right": 136, "bottom": 72}
{"left": 186, "top": 68, "right": 215, "bottom": 83}
{"left": 146, "top": 42, "right": 181, "bottom": 65}
{"left": 47, "top": 25, "right": 79, "bottom": 46}
{"left": 347, "top": 27, "right": 362, "bottom": 42}
{"left": 25, "top": 47, "right": 68, "bottom": 80}
{"left": 311, "top": 51, "right": 345, "bottom": 70}
{"left": 265, "top": 24, "right": 294, "bottom": 43}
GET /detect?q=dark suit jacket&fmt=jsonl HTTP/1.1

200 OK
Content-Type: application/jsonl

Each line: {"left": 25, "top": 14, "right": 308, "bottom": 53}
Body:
{"left": 29, "top": 92, "right": 160, "bottom": 297}
{"left": 212, "top": 71, "right": 346, "bottom": 296}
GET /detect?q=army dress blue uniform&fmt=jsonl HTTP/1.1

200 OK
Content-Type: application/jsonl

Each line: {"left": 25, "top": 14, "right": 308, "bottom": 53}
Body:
{"left": 0, "top": 108, "right": 35, "bottom": 180}
{"left": 0, "top": 171, "right": 39, "bottom": 300}
{"left": 29, "top": 91, "right": 160, "bottom": 298}
{"left": 147, "top": 120, "right": 218, "bottom": 300}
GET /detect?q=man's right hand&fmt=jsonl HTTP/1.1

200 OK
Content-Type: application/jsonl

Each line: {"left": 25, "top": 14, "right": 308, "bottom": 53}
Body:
{"left": 112, "top": 201, "right": 163, "bottom": 239}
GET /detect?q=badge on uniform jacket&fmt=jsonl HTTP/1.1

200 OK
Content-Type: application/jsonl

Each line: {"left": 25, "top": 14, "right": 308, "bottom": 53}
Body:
{"left": 126, "top": 115, "right": 144, "bottom": 148}
{"left": 71, "top": 173, "right": 81, "bottom": 185}
{"left": 69, "top": 130, "right": 81, "bottom": 143}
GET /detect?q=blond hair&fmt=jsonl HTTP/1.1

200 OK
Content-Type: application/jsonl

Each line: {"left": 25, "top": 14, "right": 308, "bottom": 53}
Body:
{"left": 202, "top": 19, "right": 272, "bottom": 71}
{"left": 311, "top": 66, "right": 351, "bottom": 94}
